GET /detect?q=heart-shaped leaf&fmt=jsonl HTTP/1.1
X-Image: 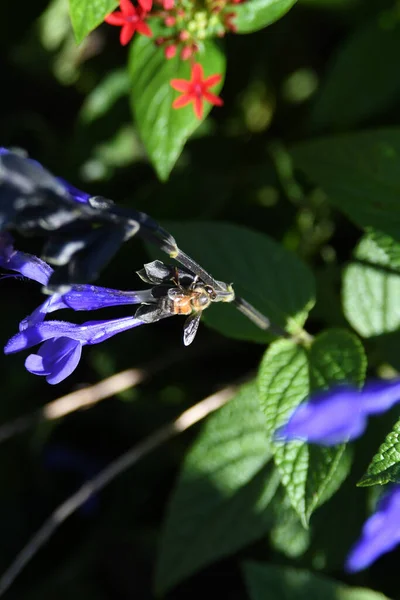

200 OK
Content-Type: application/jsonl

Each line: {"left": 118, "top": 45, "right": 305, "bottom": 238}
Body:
{"left": 258, "top": 329, "right": 366, "bottom": 524}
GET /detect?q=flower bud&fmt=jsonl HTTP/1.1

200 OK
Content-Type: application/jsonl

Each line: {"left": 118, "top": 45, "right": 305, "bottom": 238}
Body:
{"left": 164, "top": 44, "right": 177, "bottom": 59}
{"left": 180, "top": 45, "right": 193, "bottom": 60}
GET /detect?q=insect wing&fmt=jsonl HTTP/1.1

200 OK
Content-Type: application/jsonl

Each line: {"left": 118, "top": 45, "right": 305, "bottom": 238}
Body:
{"left": 135, "top": 303, "right": 171, "bottom": 323}
{"left": 183, "top": 312, "right": 202, "bottom": 346}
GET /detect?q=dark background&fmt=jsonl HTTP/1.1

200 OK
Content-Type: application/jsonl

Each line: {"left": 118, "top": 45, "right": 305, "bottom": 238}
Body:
{"left": 1, "top": 0, "right": 399, "bottom": 598}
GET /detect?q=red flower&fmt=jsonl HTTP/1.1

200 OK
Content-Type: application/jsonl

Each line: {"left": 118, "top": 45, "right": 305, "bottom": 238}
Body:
{"left": 170, "top": 63, "right": 223, "bottom": 119}
{"left": 104, "top": 0, "right": 152, "bottom": 46}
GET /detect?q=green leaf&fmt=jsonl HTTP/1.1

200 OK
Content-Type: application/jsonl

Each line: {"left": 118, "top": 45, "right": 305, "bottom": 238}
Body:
{"left": 235, "top": 0, "right": 297, "bottom": 34}
{"left": 291, "top": 129, "right": 400, "bottom": 240}
{"left": 154, "top": 382, "right": 280, "bottom": 594}
{"left": 242, "top": 562, "right": 391, "bottom": 600}
{"left": 258, "top": 330, "right": 366, "bottom": 524}
{"left": 343, "top": 232, "right": 400, "bottom": 337}
{"left": 157, "top": 221, "right": 315, "bottom": 343}
{"left": 269, "top": 491, "right": 311, "bottom": 558}
{"left": 129, "top": 37, "right": 225, "bottom": 180}
{"left": 68, "top": 0, "right": 117, "bottom": 43}
{"left": 359, "top": 416, "right": 400, "bottom": 486}
{"left": 310, "top": 18, "right": 400, "bottom": 130}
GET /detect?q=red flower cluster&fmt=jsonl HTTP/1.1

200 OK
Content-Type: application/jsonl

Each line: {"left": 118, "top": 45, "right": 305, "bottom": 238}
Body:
{"left": 170, "top": 63, "right": 223, "bottom": 119}
{"left": 105, "top": 0, "right": 152, "bottom": 45}
{"left": 104, "top": 2, "right": 225, "bottom": 118}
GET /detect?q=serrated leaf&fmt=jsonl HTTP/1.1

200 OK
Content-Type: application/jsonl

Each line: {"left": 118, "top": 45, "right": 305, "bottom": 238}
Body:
{"left": 157, "top": 221, "right": 315, "bottom": 343}
{"left": 343, "top": 232, "right": 400, "bottom": 337}
{"left": 258, "top": 330, "right": 366, "bottom": 524}
{"left": 68, "top": 0, "right": 117, "bottom": 43}
{"left": 154, "top": 382, "right": 280, "bottom": 594}
{"left": 310, "top": 18, "right": 400, "bottom": 130}
{"left": 235, "top": 0, "right": 297, "bottom": 34}
{"left": 369, "top": 229, "right": 400, "bottom": 268}
{"left": 129, "top": 37, "right": 225, "bottom": 180}
{"left": 291, "top": 129, "right": 400, "bottom": 240}
{"left": 359, "top": 416, "right": 400, "bottom": 486}
{"left": 242, "top": 562, "right": 391, "bottom": 600}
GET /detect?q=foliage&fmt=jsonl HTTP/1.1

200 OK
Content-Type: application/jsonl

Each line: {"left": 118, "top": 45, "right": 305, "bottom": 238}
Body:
{"left": 2, "top": 0, "right": 400, "bottom": 599}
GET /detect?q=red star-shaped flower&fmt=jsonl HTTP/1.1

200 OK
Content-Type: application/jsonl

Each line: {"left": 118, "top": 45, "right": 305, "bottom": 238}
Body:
{"left": 170, "top": 63, "right": 223, "bottom": 119}
{"left": 104, "top": 0, "right": 152, "bottom": 46}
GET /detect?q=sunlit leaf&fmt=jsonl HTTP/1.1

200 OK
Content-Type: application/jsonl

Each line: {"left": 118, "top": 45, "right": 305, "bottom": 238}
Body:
{"left": 68, "top": 0, "right": 117, "bottom": 43}
{"left": 343, "top": 232, "right": 400, "bottom": 337}
{"left": 258, "top": 330, "right": 366, "bottom": 524}
{"left": 235, "top": 0, "right": 297, "bottom": 34}
{"left": 155, "top": 382, "right": 280, "bottom": 594}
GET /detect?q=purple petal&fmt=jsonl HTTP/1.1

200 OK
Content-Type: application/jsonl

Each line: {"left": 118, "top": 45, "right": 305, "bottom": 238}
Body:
{"left": 25, "top": 337, "right": 83, "bottom": 384}
{"left": 359, "top": 379, "right": 400, "bottom": 414}
{"left": 19, "top": 296, "right": 59, "bottom": 329}
{"left": 278, "top": 379, "right": 400, "bottom": 446}
{"left": 276, "top": 386, "right": 367, "bottom": 446}
{"left": 25, "top": 353, "right": 50, "bottom": 375}
{"left": 5, "top": 316, "right": 145, "bottom": 353}
{"left": 346, "top": 485, "right": 400, "bottom": 572}
{"left": 0, "top": 233, "right": 53, "bottom": 285}
{"left": 60, "top": 285, "right": 153, "bottom": 311}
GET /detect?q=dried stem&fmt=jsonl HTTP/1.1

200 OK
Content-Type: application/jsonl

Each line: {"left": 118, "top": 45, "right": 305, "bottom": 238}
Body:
{"left": 0, "top": 384, "right": 237, "bottom": 597}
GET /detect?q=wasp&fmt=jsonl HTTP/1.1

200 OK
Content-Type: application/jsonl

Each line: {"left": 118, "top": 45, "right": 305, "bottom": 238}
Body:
{"left": 134, "top": 260, "right": 234, "bottom": 346}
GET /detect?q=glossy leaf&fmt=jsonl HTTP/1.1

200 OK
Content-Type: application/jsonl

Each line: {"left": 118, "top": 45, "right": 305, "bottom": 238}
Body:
{"left": 69, "top": 0, "right": 117, "bottom": 43}
{"left": 243, "top": 562, "right": 391, "bottom": 600}
{"left": 310, "top": 18, "right": 400, "bottom": 130}
{"left": 343, "top": 232, "right": 400, "bottom": 337}
{"left": 235, "top": 0, "right": 297, "bottom": 34}
{"left": 154, "top": 382, "right": 280, "bottom": 594}
{"left": 258, "top": 330, "right": 366, "bottom": 524}
{"left": 160, "top": 221, "right": 315, "bottom": 343}
{"left": 359, "top": 416, "right": 400, "bottom": 486}
{"left": 291, "top": 129, "right": 400, "bottom": 240}
{"left": 129, "top": 37, "right": 225, "bottom": 180}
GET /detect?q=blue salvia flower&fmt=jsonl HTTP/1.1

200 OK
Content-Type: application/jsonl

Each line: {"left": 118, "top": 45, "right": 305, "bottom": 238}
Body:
{"left": 5, "top": 317, "right": 144, "bottom": 384}
{"left": 278, "top": 379, "right": 400, "bottom": 572}
{"left": 0, "top": 233, "right": 152, "bottom": 383}
{"left": 277, "top": 380, "right": 400, "bottom": 445}
{"left": 345, "top": 485, "right": 400, "bottom": 573}
{"left": 0, "top": 232, "right": 152, "bottom": 326}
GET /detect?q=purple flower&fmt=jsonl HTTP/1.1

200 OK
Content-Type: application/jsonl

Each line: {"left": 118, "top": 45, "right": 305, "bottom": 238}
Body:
{"left": 277, "top": 380, "right": 400, "bottom": 446}
{"left": 0, "top": 234, "right": 155, "bottom": 382}
{"left": 0, "top": 232, "right": 152, "bottom": 328}
{"left": 345, "top": 485, "right": 400, "bottom": 572}
{"left": 5, "top": 316, "right": 144, "bottom": 384}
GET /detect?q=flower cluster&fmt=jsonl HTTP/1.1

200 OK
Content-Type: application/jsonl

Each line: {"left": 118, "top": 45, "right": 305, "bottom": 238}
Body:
{"left": 278, "top": 379, "right": 400, "bottom": 572}
{"left": 0, "top": 232, "right": 151, "bottom": 384}
{"left": 103, "top": 0, "right": 232, "bottom": 118}
{"left": 0, "top": 147, "right": 180, "bottom": 287}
